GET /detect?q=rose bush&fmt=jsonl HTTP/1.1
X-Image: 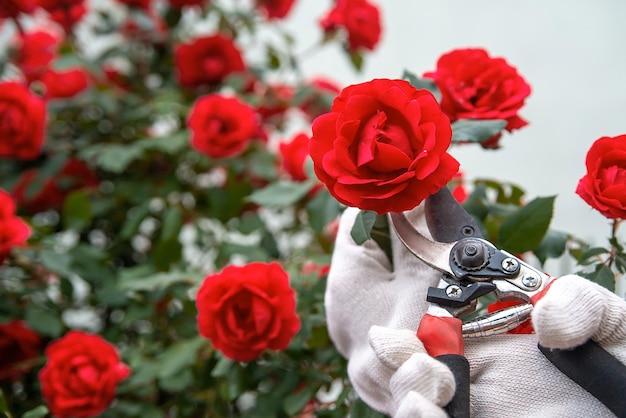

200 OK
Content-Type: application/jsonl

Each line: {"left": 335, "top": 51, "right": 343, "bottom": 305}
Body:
{"left": 39, "top": 331, "right": 130, "bottom": 418}
{"left": 310, "top": 78, "right": 459, "bottom": 214}
{"left": 196, "top": 262, "right": 301, "bottom": 362}
{"left": 423, "top": 47, "right": 532, "bottom": 148}
{"left": 576, "top": 135, "right": 626, "bottom": 219}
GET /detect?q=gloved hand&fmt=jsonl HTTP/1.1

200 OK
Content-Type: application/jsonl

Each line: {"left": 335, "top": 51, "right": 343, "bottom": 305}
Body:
{"left": 326, "top": 205, "right": 626, "bottom": 417}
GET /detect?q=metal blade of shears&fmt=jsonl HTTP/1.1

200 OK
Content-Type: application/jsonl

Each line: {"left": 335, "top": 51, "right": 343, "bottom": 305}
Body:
{"left": 425, "top": 186, "right": 483, "bottom": 242}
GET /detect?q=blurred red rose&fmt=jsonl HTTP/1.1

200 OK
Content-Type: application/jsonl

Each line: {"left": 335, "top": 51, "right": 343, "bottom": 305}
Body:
{"left": 13, "top": 158, "right": 99, "bottom": 213}
{"left": 187, "top": 94, "right": 259, "bottom": 158}
{"left": 13, "top": 29, "right": 61, "bottom": 82}
{"left": 319, "top": 0, "right": 382, "bottom": 52}
{"left": 175, "top": 34, "right": 245, "bottom": 88}
{"left": 450, "top": 171, "right": 468, "bottom": 203}
{"left": 38, "top": 0, "right": 87, "bottom": 30}
{"left": 255, "top": 0, "right": 296, "bottom": 19}
{"left": 0, "top": 82, "right": 46, "bottom": 160}
{"left": 167, "top": 0, "right": 206, "bottom": 8}
{"left": 0, "top": 190, "right": 30, "bottom": 264}
{"left": 196, "top": 262, "right": 300, "bottom": 362}
{"left": 423, "top": 48, "right": 531, "bottom": 149}
{"left": 297, "top": 76, "right": 341, "bottom": 120}
{"left": 39, "top": 330, "right": 130, "bottom": 418}
{"left": 0, "top": 0, "right": 39, "bottom": 19}
{"left": 576, "top": 134, "right": 626, "bottom": 219}
{"left": 310, "top": 78, "right": 459, "bottom": 214}
{"left": 114, "top": 0, "right": 152, "bottom": 10}
{"left": 279, "top": 132, "right": 310, "bottom": 181}
{"left": 40, "top": 67, "right": 90, "bottom": 99}
{"left": 0, "top": 320, "right": 41, "bottom": 381}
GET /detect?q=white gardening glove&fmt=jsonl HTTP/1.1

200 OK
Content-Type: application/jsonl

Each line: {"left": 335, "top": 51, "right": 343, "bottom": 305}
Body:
{"left": 327, "top": 205, "right": 624, "bottom": 417}
{"left": 325, "top": 205, "right": 454, "bottom": 417}
{"left": 532, "top": 274, "right": 626, "bottom": 363}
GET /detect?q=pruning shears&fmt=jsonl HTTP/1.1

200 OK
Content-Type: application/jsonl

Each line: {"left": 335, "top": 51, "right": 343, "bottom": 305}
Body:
{"left": 388, "top": 187, "right": 626, "bottom": 418}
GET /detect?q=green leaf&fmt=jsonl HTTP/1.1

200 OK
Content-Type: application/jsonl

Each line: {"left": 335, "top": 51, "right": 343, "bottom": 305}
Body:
{"left": 306, "top": 189, "right": 342, "bottom": 234}
{"left": 498, "top": 196, "right": 555, "bottom": 254}
{"left": 0, "top": 389, "right": 10, "bottom": 416}
{"left": 95, "top": 144, "right": 144, "bottom": 174}
{"left": 39, "top": 249, "right": 73, "bottom": 277}
{"left": 350, "top": 210, "right": 377, "bottom": 245}
{"left": 370, "top": 214, "right": 392, "bottom": 266}
{"left": 283, "top": 385, "right": 315, "bottom": 416}
{"left": 246, "top": 180, "right": 315, "bottom": 207}
{"left": 451, "top": 119, "right": 507, "bottom": 143}
{"left": 350, "top": 397, "right": 389, "bottom": 418}
{"left": 157, "top": 337, "right": 205, "bottom": 379}
{"left": 211, "top": 356, "right": 234, "bottom": 378}
{"left": 576, "top": 246, "right": 609, "bottom": 265}
{"left": 25, "top": 305, "right": 63, "bottom": 338}
{"left": 534, "top": 230, "right": 569, "bottom": 265}
{"left": 349, "top": 51, "right": 364, "bottom": 71}
{"left": 62, "top": 190, "right": 93, "bottom": 231}
{"left": 401, "top": 69, "right": 441, "bottom": 102}
{"left": 118, "top": 270, "right": 203, "bottom": 291}
{"left": 120, "top": 202, "right": 151, "bottom": 240}
{"left": 580, "top": 263, "right": 615, "bottom": 292}
{"left": 21, "top": 406, "right": 48, "bottom": 418}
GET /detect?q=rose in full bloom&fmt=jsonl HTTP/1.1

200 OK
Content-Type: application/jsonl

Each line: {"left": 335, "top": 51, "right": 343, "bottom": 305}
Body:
{"left": 40, "top": 67, "right": 90, "bottom": 99}
{"left": 196, "top": 262, "right": 300, "bottom": 362}
{"left": 187, "top": 94, "right": 259, "bottom": 158}
{"left": 319, "top": 0, "right": 382, "bottom": 52}
{"left": 279, "top": 132, "right": 311, "bottom": 181}
{"left": 175, "top": 34, "right": 245, "bottom": 88}
{"left": 576, "top": 134, "right": 626, "bottom": 219}
{"left": 423, "top": 48, "right": 531, "bottom": 148}
{"left": 13, "top": 158, "right": 99, "bottom": 213}
{"left": 0, "top": 320, "right": 41, "bottom": 381}
{"left": 0, "top": 81, "right": 46, "bottom": 160}
{"left": 255, "top": 0, "right": 296, "bottom": 19}
{"left": 0, "top": 189, "right": 31, "bottom": 263}
{"left": 39, "top": 330, "right": 130, "bottom": 418}
{"left": 13, "top": 28, "right": 61, "bottom": 82}
{"left": 310, "top": 78, "right": 459, "bottom": 214}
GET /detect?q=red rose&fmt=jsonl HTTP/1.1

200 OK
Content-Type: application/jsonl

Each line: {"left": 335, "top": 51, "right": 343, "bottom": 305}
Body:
{"left": 0, "top": 320, "right": 41, "bottom": 381}
{"left": 40, "top": 67, "right": 90, "bottom": 99}
{"left": 39, "top": 330, "right": 130, "bottom": 418}
{"left": 187, "top": 94, "right": 259, "bottom": 158}
{"left": 310, "top": 78, "right": 459, "bottom": 214}
{"left": 0, "top": 81, "right": 46, "bottom": 160}
{"left": 13, "top": 158, "right": 99, "bottom": 213}
{"left": 423, "top": 48, "right": 531, "bottom": 148}
{"left": 0, "top": 189, "right": 31, "bottom": 263}
{"left": 114, "top": 0, "right": 152, "bottom": 10}
{"left": 167, "top": 0, "right": 205, "bottom": 8}
{"left": 196, "top": 262, "right": 300, "bottom": 362}
{"left": 279, "top": 132, "right": 310, "bottom": 181}
{"left": 319, "top": 0, "right": 382, "bottom": 51}
{"left": 38, "top": 0, "right": 87, "bottom": 30}
{"left": 14, "top": 29, "right": 61, "bottom": 82}
{"left": 0, "top": 0, "right": 38, "bottom": 19}
{"left": 255, "top": 0, "right": 296, "bottom": 19}
{"left": 175, "top": 34, "right": 245, "bottom": 88}
{"left": 576, "top": 135, "right": 626, "bottom": 219}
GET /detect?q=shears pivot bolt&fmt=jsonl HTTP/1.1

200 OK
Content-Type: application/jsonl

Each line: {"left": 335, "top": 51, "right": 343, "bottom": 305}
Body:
{"left": 501, "top": 257, "right": 519, "bottom": 272}
{"left": 446, "top": 285, "right": 463, "bottom": 298}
